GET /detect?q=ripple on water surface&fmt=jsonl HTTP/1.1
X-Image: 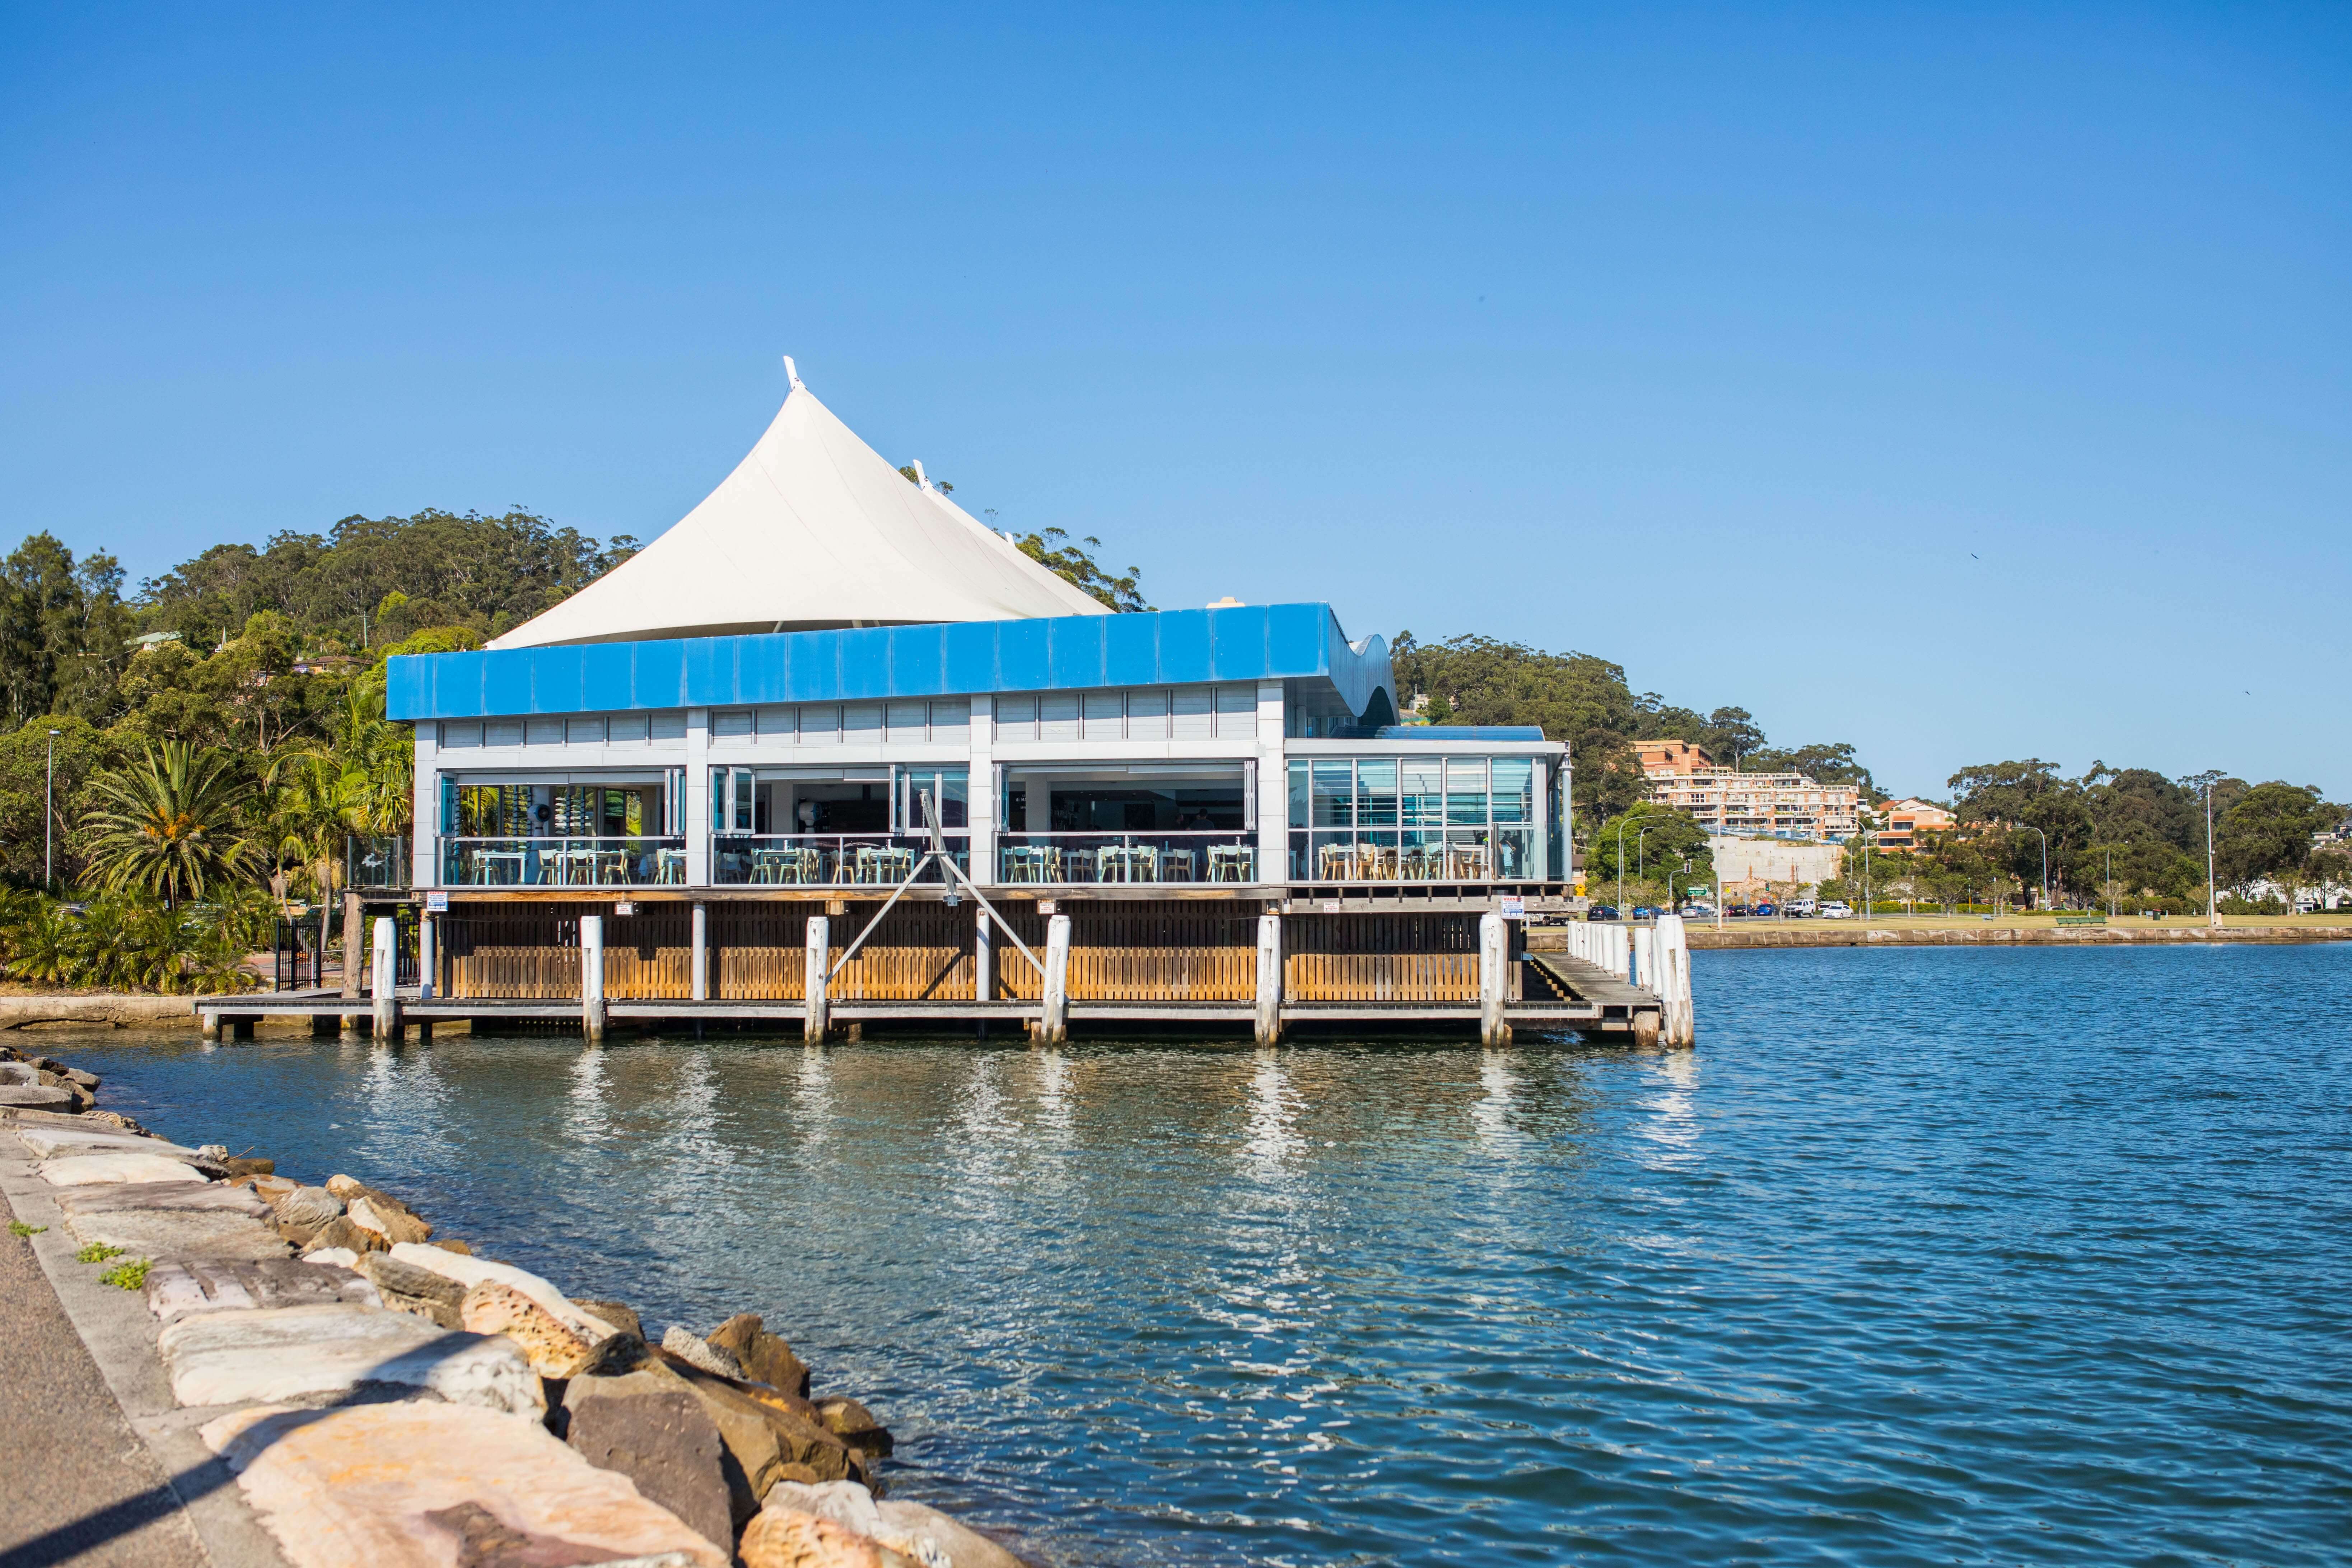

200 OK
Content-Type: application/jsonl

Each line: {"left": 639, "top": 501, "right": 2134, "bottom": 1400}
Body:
{"left": 54, "top": 943, "right": 2352, "bottom": 1565}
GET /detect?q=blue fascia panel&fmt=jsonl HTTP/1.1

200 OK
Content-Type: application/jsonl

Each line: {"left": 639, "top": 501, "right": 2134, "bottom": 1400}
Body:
{"left": 387, "top": 602, "right": 1397, "bottom": 723}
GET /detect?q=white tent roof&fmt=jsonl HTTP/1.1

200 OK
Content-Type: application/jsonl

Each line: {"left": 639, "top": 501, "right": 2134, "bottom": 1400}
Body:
{"left": 488, "top": 370, "right": 1109, "bottom": 649}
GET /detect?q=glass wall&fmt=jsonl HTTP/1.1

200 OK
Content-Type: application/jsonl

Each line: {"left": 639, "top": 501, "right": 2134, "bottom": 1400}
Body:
{"left": 437, "top": 776, "right": 684, "bottom": 886}
{"left": 712, "top": 766, "right": 970, "bottom": 886}
{"left": 1288, "top": 755, "right": 1553, "bottom": 882}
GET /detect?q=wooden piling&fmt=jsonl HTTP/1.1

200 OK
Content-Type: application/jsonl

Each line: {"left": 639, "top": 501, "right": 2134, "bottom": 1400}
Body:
{"left": 803, "top": 915, "right": 830, "bottom": 1042}
{"left": 579, "top": 915, "right": 606, "bottom": 1044}
{"left": 1254, "top": 912, "right": 1283, "bottom": 1045}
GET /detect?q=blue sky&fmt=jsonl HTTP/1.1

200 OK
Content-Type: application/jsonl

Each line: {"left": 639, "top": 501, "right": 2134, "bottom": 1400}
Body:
{"left": 4, "top": 4, "right": 2346, "bottom": 801}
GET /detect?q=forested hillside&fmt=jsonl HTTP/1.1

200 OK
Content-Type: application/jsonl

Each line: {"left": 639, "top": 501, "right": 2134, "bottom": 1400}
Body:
{"left": 0, "top": 515, "right": 2339, "bottom": 917}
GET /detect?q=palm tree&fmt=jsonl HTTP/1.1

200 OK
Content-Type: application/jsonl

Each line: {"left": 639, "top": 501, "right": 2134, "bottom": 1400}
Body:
{"left": 81, "top": 741, "right": 264, "bottom": 909}
{"left": 265, "top": 748, "right": 350, "bottom": 906}
{"left": 332, "top": 679, "right": 414, "bottom": 837}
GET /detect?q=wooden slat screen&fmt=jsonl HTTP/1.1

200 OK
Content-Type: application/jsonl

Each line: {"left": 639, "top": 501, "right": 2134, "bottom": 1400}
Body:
{"left": 1283, "top": 912, "right": 1484, "bottom": 1002}
{"left": 832, "top": 904, "right": 973, "bottom": 1002}
{"left": 443, "top": 905, "right": 583, "bottom": 1000}
{"left": 712, "top": 905, "right": 809, "bottom": 1001}
{"left": 997, "top": 900, "right": 1257, "bottom": 1002}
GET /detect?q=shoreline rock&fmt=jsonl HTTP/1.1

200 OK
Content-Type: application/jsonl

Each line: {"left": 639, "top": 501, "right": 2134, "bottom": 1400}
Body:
{"left": 1, "top": 1035, "right": 1028, "bottom": 1568}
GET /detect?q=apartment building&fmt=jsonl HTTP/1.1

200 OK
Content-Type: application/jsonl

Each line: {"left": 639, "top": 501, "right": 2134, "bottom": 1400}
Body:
{"left": 1636, "top": 739, "right": 1861, "bottom": 842}
{"left": 1872, "top": 798, "right": 1957, "bottom": 849}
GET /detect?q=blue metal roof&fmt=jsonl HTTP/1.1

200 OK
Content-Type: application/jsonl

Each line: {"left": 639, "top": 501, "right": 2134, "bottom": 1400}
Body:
{"left": 386, "top": 602, "right": 1395, "bottom": 724}
{"left": 1352, "top": 725, "right": 1548, "bottom": 742}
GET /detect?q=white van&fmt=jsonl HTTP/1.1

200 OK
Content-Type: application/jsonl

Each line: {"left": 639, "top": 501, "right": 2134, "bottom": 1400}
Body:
{"left": 1785, "top": 897, "right": 1819, "bottom": 918}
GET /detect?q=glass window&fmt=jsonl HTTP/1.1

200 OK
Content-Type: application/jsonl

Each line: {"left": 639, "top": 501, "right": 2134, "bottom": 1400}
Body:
{"left": 1311, "top": 760, "right": 1355, "bottom": 827}
{"left": 1400, "top": 759, "right": 1443, "bottom": 827}
{"left": 1288, "top": 760, "right": 1311, "bottom": 829}
{"left": 1357, "top": 759, "right": 1398, "bottom": 828}
{"left": 1491, "top": 758, "right": 1532, "bottom": 823}
{"left": 1445, "top": 758, "right": 1489, "bottom": 826}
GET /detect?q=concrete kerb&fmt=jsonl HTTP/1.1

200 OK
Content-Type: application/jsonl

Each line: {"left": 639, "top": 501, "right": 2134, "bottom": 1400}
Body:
{"left": 0, "top": 1116, "right": 292, "bottom": 1568}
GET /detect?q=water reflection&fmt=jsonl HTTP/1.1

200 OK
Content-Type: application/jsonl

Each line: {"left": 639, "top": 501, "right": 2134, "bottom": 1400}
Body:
{"left": 49, "top": 945, "right": 2352, "bottom": 1568}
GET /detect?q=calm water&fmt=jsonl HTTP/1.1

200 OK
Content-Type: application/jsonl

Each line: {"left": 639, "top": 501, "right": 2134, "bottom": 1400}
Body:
{"left": 44, "top": 944, "right": 2352, "bottom": 1566}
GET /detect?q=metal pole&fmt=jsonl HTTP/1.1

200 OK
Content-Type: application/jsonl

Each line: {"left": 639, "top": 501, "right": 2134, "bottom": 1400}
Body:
{"left": 2206, "top": 782, "right": 2218, "bottom": 928}
{"left": 1616, "top": 818, "right": 1626, "bottom": 913}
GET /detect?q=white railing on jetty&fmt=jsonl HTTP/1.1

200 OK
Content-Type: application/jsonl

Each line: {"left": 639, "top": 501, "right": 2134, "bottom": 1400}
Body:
{"left": 1560, "top": 915, "right": 1695, "bottom": 1046}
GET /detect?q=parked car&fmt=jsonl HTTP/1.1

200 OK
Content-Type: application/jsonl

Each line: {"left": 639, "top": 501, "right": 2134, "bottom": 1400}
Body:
{"left": 1630, "top": 905, "right": 1658, "bottom": 919}
{"left": 1682, "top": 902, "right": 1716, "bottom": 918}
{"left": 1820, "top": 900, "right": 1855, "bottom": 919}
{"left": 1784, "top": 898, "right": 1818, "bottom": 918}
{"left": 1587, "top": 905, "right": 1620, "bottom": 922}
{"left": 1753, "top": 901, "right": 1777, "bottom": 917}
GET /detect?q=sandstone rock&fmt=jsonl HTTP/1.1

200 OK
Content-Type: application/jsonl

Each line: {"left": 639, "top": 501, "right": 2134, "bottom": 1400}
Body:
{"left": 345, "top": 1194, "right": 432, "bottom": 1246}
{"left": 663, "top": 1324, "right": 747, "bottom": 1379}
{"left": 28, "top": 1054, "right": 65, "bottom": 1072}
{"left": 385, "top": 1241, "right": 620, "bottom": 1341}
{"left": 64, "top": 1204, "right": 292, "bottom": 1262}
{"left": 873, "top": 1502, "right": 1028, "bottom": 1568}
{"left": 679, "top": 1374, "right": 789, "bottom": 1530}
{"left": 238, "top": 1172, "right": 298, "bottom": 1203}
{"left": 302, "top": 1247, "right": 362, "bottom": 1268}
{"left": 61, "top": 1083, "right": 96, "bottom": 1114}
{"left": 562, "top": 1366, "right": 734, "bottom": 1551}
{"left": 462, "top": 1280, "right": 612, "bottom": 1377}
{"left": 14, "top": 1124, "right": 182, "bottom": 1158}
{"left": 575, "top": 1297, "right": 645, "bottom": 1340}
{"left": 201, "top": 1399, "right": 728, "bottom": 1568}
{"left": 196, "top": 1144, "right": 230, "bottom": 1161}
{"left": 58, "top": 1179, "right": 270, "bottom": 1218}
{"left": 300, "top": 1215, "right": 385, "bottom": 1256}
{"left": 78, "top": 1109, "right": 149, "bottom": 1135}
{"left": 220, "top": 1155, "right": 274, "bottom": 1177}
{"left": 738, "top": 1502, "right": 902, "bottom": 1568}
{"left": 274, "top": 1185, "right": 345, "bottom": 1227}
{"left": 160, "top": 1302, "right": 542, "bottom": 1415}
{"left": 761, "top": 1486, "right": 1006, "bottom": 1568}
{"left": 356, "top": 1252, "right": 467, "bottom": 1329}
{"left": 430, "top": 1237, "right": 472, "bottom": 1255}
{"left": 657, "top": 1353, "right": 861, "bottom": 1490}
{"left": 145, "top": 1257, "right": 381, "bottom": 1322}
{"left": 815, "top": 1397, "right": 895, "bottom": 1459}
{"left": 322, "top": 1172, "right": 368, "bottom": 1200}
{"left": 709, "top": 1312, "right": 812, "bottom": 1396}
{"left": 0, "top": 1085, "right": 76, "bottom": 1111}
{"left": 61, "top": 1067, "right": 101, "bottom": 1089}
{"left": 38, "top": 1152, "right": 207, "bottom": 1186}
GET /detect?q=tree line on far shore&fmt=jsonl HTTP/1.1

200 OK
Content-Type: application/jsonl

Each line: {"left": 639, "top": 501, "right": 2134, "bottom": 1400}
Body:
{"left": 0, "top": 517, "right": 2339, "bottom": 950}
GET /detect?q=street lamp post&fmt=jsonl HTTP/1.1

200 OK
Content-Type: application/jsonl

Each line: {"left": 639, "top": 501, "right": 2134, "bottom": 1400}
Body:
{"left": 2205, "top": 780, "right": 2219, "bottom": 929}
{"left": 44, "top": 728, "right": 60, "bottom": 890}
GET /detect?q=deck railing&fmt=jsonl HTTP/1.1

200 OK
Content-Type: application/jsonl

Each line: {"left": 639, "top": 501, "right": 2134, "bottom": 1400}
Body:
{"left": 438, "top": 835, "right": 689, "bottom": 887}
{"left": 1288, "top": 829, "right": 1538, "bottom": 883}
{"left": 996, "top": 831, "right": 1258, "bottom": 885}
{"left": 712, "top": 833, "right": 970, "bottom": 886}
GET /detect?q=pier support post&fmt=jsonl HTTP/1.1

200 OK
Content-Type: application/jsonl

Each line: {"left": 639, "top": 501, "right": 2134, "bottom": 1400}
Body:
{"left": 1478, "top": 911, "right": 1510, "bottom": 1047}
{"left": 1657, "top": 913, "right": 1695, "bottom": 1046}
{"left": 200, "top": 1009, "right": 220, "bottom": 1041}
{"left": 804, "top": 915, "right": 830, "bottom": 1042}
{"left": 974, "top": 910, "right": 993, "bottom": 1005}
{"left": 1632, "top": 924, "right": 1655, "bottom": 990}
{"left": 340, "top": 892, "right": 363, "bottom": 1038}
{"left": 580, "top": 915, "right": 606, "bottom": 1044}
{"left": 690, "top": 901, "right": 708, "bottom": 1001}
{"left": 417, "top": 915, "right": 437, "bottom": 1001}
{"left": 1254, "top": 912, "right": 1283, "bottom": 1046}
{"left": 370, "top": 916, "right": 401, "bottom": 1042}
{"left": 1040, "top": 914, "right": 1071, "bottom": 1046}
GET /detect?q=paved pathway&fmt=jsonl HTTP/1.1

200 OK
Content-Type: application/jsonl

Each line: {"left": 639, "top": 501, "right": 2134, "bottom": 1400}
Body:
{"left": 0, "top": 1219, "right": 210, "bottom": 1567}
